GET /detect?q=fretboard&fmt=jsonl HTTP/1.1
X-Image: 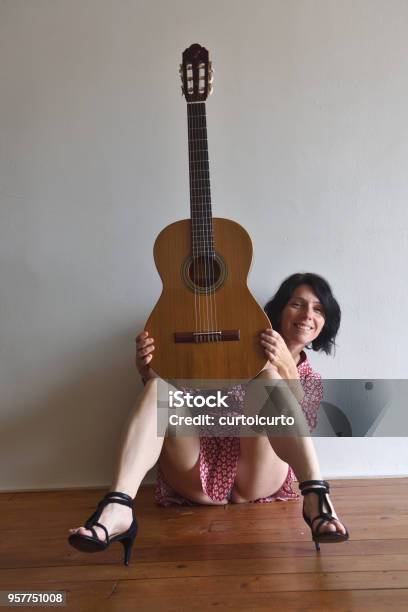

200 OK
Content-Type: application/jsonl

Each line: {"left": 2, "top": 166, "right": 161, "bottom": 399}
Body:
{"left": 187, "top": 102, "right": 214, "bottom": 257}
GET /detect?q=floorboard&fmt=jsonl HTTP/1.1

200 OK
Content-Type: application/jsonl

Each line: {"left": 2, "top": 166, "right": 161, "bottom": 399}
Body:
{"left": 0, "top": 479, "right": 407, "bottom": 611}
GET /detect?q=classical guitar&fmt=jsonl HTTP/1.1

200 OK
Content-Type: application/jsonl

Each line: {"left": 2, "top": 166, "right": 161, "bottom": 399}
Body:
{"left": 145, "top": 43, "right": 270, "bottom": 381}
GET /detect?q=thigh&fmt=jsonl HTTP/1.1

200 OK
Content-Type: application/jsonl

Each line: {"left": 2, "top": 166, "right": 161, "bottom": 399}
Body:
{"left": 158, "top": 437, "right": 226, "bottom": 505}
{"left": 155, "top": 379, "right": 226, "bottom": 505}
{"left": 230, "top": 436, "right": 289, "bottom": 503}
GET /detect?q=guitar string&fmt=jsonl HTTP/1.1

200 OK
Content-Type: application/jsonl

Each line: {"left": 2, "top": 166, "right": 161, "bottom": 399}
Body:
{"left": 201, "top": 99, "right": 219, "bottom": 343}
{"left": 189, "top": 96, "right": 219, "bottom": 345}
{"left": 188, "top": 103, "right": 201, "bottom": 342}
{"left": 194, "top": 101, "right": 210, "bottom": 341}
{"left": 196, "top": 101, "right": 215, "bottom": 342}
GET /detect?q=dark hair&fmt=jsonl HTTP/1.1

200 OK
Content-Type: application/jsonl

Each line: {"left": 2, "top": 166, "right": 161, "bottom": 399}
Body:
{"left": 264, "top": 273, "right": 341, "bottom": 355}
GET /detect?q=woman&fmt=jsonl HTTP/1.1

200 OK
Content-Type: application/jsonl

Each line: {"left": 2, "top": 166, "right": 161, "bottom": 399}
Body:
{"left": 68, "top": 272, "right": 349, "bottom": 564}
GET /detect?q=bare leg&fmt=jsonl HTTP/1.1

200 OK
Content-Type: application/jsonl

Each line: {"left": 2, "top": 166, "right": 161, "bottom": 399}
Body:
{"left": 239, "top": 369, "right": 346, "bottom": 534}
{"left": 69, "top": 378, "right": 207, "bottom": 540}
{"left": 231, "top": 437, "right": 289, "bottom": 502}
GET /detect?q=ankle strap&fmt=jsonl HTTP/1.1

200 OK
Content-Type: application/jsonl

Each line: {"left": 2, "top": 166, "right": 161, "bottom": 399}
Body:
{"left": 99, "top": 491, "right": 134, "bottom": 509}
{"left": 104, "top": 491, "right": 133, "bottom": 503}
{"left": 299, "top": 479, "right": 330, "bottom": 493}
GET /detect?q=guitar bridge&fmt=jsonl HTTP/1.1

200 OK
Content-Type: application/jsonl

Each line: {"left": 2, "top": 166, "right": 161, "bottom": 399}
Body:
{"left": 174, "top": 330, "right": 240, "bottom": 343}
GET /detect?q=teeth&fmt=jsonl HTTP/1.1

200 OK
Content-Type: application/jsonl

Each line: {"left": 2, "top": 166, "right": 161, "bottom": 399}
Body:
{"left": 295, "top": 324, "right": 312, "bottom": 330}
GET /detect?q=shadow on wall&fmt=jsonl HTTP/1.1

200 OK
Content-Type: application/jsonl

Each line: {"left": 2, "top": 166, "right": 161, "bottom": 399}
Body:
{"left": 0, "top": 325, "right": 158, "bottom": 491}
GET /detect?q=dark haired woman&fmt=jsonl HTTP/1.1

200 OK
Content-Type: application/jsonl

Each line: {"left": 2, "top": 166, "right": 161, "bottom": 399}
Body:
{"left": 68, "top": 272, "right": 348, "bottom": 563}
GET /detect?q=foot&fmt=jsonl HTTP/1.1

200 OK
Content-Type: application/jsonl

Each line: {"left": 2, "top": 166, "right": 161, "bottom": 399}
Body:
{"left": 302, "top": 485, "right": 347, "bottom": 536}
{"left": 68, "top": 502, "right": 133, "bottom": 543}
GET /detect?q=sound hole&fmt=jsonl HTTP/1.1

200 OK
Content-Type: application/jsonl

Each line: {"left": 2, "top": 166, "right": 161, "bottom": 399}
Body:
{"left": 188, "top": 255, "right": 221, "bottom": 289}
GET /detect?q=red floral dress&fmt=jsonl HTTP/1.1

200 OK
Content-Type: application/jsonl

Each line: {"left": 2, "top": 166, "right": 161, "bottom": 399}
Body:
{"left": 155, "top": 351, "right": 323, "bottom": 506}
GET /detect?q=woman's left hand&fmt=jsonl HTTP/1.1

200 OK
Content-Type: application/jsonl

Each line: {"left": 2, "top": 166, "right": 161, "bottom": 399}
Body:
{"left": 260, "top": 328, "right": 298, "bottom": 379}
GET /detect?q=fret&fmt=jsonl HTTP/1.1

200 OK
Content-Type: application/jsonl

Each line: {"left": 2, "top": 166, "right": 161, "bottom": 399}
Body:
{"left": 192, "top": 248, "right": 215, "bottom": 254}
{"left": 191, "top": 227, "right": 212, "bottom": 231}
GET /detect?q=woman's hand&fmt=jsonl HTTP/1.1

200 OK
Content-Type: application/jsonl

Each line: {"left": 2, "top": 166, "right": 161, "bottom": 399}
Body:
{"left": 135, "top": 331, "right": 158, "bottom": 381}
{"left": 259, "top": 328, "right": 304, "bottom": 403}
{"left": 259, "top": 328, "right": 298, "bottom": 380}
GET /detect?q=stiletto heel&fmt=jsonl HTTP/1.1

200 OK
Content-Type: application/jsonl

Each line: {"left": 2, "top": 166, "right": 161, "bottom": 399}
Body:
{"left": 121, "top": 534, "right": 135, "bottom": 566}
{"left": 68, "top": 491, "right": 138, "bottom": 565}
{"left": 299, "top": 479, "right": 349, "bottom": 552}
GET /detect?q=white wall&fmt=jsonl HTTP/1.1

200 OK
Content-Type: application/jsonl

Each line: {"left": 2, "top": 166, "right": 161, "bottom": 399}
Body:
{"left": 0, "top": 0, "right": 407, "bottom": 491}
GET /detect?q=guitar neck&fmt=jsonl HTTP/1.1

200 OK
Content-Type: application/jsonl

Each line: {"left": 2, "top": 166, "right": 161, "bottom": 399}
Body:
{"left": 187, "top": 102, "right": 215, "bottom": 257}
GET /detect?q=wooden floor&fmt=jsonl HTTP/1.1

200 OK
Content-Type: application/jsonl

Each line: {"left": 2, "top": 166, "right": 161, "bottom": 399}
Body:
{"left": 1, "top": 478, "right": 408, "bottom": 611}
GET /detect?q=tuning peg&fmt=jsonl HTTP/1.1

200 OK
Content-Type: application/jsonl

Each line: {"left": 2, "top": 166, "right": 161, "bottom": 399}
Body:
{"left": 181, "top": 85, "right": 185, "bottom": 96}
{"left": 179, "top": 64, "right": 183, "bottom": 73}
{"left": 209, "top": 84, "right": 214, "bottom": 95}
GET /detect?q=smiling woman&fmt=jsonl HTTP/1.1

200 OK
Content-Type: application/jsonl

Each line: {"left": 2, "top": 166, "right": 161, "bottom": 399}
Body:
{"left": 68, "top": 271, "right": 349, "bottom": 563}
{"left": 264, "top": 272, "right": 341, "bottom": 356}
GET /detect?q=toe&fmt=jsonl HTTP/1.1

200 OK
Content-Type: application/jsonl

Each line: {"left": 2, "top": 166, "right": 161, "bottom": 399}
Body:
{"left": 319, "top": 519, "right": 346, "bottom": 535}
{"left": 76, "top": 527, "right": 91, "bottom": 537}
{"left": 323, "top": 522, "right": 337, "bottom": 533}
{"left": 332, "top": 519, "right": 347, "bottom": 535}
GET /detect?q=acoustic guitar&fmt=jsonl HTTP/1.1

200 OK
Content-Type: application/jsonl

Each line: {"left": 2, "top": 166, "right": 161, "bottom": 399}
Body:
{"left": 145, "top": 43, "right": 270, "bottom": 382}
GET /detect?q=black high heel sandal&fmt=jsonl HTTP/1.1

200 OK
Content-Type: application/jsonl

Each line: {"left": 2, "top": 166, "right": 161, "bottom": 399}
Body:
{"left": 68, "top": 491, "right": 138, "bottom": 565}
{"left": 299, "top": 479, "right": 349, "bottom": 552}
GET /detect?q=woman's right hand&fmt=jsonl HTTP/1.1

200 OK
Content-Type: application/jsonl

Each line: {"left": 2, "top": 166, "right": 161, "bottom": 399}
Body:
{"left": 135, "top": 331, "right": 157, "bottom": 381}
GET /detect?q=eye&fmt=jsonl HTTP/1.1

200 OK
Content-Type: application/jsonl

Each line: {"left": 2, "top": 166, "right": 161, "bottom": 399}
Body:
{"left": 291, "top": 302, "right": 301, "bottom": 308}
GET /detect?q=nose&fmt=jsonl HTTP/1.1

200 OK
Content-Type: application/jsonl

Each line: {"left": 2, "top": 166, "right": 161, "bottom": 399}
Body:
{"left": 301, "top": 304, "right": 314, "bottom": 320}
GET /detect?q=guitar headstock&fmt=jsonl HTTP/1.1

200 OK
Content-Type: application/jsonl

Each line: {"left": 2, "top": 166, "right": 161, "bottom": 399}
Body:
{"left": 179, "top": 43, "right": 214, "bottom": 102}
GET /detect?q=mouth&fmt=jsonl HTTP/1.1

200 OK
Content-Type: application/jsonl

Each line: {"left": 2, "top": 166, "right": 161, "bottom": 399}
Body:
{"left": 294, "top": 323, "right": 314, "bottom": 332}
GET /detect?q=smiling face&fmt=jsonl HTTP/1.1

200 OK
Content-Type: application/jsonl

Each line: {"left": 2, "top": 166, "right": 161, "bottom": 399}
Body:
{"left": 279, "top": 284, "right": 326, "bottom": 350}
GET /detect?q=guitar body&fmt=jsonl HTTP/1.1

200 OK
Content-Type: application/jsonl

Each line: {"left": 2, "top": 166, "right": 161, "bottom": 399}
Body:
{"left": 146, "top": 217, "right": 270, "bottom": 381}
